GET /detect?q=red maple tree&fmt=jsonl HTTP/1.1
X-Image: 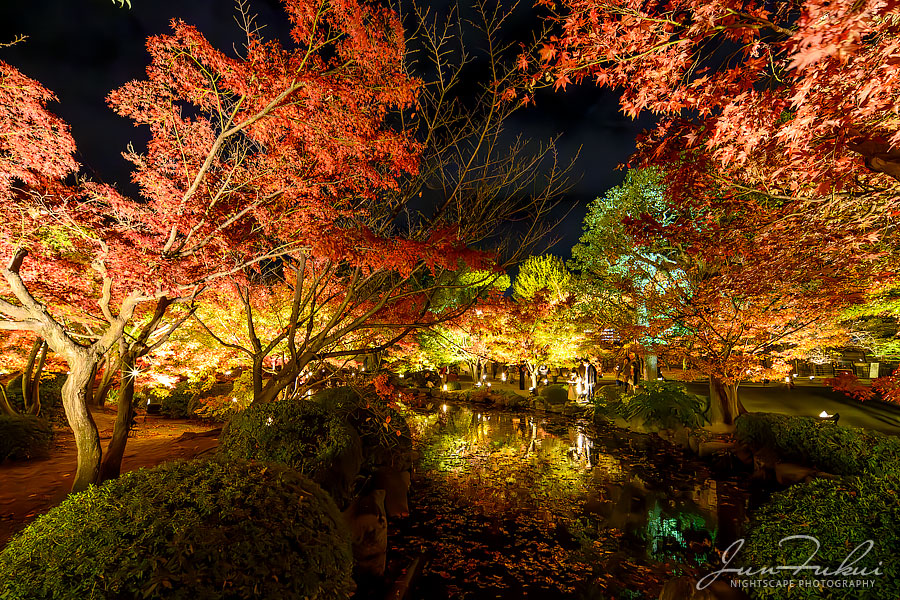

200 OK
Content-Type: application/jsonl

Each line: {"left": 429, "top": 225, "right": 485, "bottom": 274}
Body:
{"left": 533, "top": 0, "right": 899, "bottom": 425}
{"left": 0, "top": 0, "right": 420, "bottom": 491}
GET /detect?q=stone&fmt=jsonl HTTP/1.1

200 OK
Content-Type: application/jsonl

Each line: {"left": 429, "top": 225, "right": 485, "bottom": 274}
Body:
{"left": 775, "top": 462, "right": 817, "bottom": 485}
{"left": 342, "top": 489, "right": 387, "bottom": 576}
{"left": 698, "top": 441, "right": 735, "bottom": 457}
{"left": 373, "top": 467, "right": 411, "bottom": 518}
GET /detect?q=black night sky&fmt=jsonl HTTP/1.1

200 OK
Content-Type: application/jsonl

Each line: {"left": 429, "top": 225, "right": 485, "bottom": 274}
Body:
{"left": 0, "top": 0, "right": 652, "bottom": 257}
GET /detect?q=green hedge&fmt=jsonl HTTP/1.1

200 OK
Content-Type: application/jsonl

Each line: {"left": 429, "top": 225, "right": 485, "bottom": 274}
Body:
{"left": 0, "top": 414, "right": 53, "bottom": 461}
{"left": 218, "top": 399, "right": 355, "bottom": 490}
{"left": 739, "top": 475, "right": 900, "bottom": 599}
{"left": 0, "top": 459, "right": 354, "bottom": 600}
{"left": 735, "top": 413, "right": 900, "bottom": 477}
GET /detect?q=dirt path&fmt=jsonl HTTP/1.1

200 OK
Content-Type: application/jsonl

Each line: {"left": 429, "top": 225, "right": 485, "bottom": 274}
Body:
{"left": 0, "top": 407, "right": 221, "bottom": 547}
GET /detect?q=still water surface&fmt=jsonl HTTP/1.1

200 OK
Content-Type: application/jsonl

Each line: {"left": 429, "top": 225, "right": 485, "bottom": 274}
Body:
{"left": 387, "top": 403, "right": 750, "bottom": 599}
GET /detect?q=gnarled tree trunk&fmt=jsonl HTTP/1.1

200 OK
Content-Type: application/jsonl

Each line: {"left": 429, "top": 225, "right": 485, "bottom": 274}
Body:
{"left": 707, "top": 376, "right": 745, "bottom": 427}
{"left": 61, "top": 356, "right": 102, "bottom": 492}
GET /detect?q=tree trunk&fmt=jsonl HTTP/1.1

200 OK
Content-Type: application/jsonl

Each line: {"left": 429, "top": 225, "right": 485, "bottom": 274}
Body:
{"left": 26, "top": 342, "right": 48, "bottom": 416}
{"left": 707, "top": 376, "right": 745, "bottom": 427}
{"left": 643, "top": 354, "right": 658, "bottom": 382}
{"left": 100, "top": 357, "right": 135, "bottom": 482}
{"left": 61, "top": 358, "right": 102, "bottom": 492}
{"left": 0, "top": 383, "right": 15, "bottom": 416}
{"left": 21, "top": 338, "right": 41, "bottom": 403}
{"left": 93, "top": 354, "right": 117, "bottom": 408}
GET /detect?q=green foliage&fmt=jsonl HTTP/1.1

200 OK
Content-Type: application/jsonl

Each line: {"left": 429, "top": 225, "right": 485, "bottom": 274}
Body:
{"left": 194, "top": 371, "right": 251, "bottom": 421}
{"left": 613, "top": 381, "right": 706, "bottom": 429}
{"left": 740, "top": 475, "right": 900, "bottom": 599}
{"left": 218, "top": 399, "right": 352, "bottom": 483}
{"left": 541, "top": 384, "right": 569, "bottom": 404}
{"left": 0, "top": 458, "right": 353, "bottom": 600}
{"left": 143, "top": 370, "right": 220, "bottom": 418}
{"left": 513, "top": 254, "right": 571, "bottom": 301}
{"left": 313, "top": 386, "right": 412, "bottom": 471}
{"left": 429, "top": 268, "right": 510, "bottom": 312}
{"left": 568, "top": 167, "right": 679, "bottom": 329}
{"left": 0, "top": 414, "right": 52, "bottom": 461}
{"left": 735, "top": 413, "right": 900, "bottom": 477}
{"left": 446, "top": 381, "right": 462, "bottom": 391}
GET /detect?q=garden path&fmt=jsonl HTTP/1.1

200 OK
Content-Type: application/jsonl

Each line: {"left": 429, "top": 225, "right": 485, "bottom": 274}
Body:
{"left": 0, "top": 408, "right": 220, "bottom": 547}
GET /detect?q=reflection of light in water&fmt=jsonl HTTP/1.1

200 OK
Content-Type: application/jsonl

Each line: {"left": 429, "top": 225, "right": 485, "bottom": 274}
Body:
{"left": 645, "top": 502, "right": 717, "bottom": 565}
{"left": 592, "top": 453, "right": 624, "bottom": 478}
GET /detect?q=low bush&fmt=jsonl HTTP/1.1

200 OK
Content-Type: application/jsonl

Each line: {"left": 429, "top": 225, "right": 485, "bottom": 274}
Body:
{"left": 735, "top": 413, "right": 900, "bottom": 477}
{"left": 739, "top": 475, "right": 900, "bottom": 599}
{"left": 0, "top": 414, "right": 53, "bottom": 462}
{"left": 613, "top": 381, "right": 706, "bottom": 429}
{"left": 541, "top": 384, "right": 569, "bottom": 405}
{"left": 218, "top": 399, "right": 354, "bottom": 486}
{"left": 446, "top": 381, "right": 462, "bottom": 391}
{"left": 0, "top": 458, "right": 354, "bottom": 600}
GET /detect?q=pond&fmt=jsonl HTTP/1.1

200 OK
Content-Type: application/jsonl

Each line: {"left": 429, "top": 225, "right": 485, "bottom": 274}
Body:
{"left": 374, "top": 403, "right": 752, "bottom": 600}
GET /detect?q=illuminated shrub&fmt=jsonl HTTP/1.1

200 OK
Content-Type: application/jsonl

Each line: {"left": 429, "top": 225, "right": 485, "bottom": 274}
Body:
{"left": 218, "top": 399, "right": 361, "bottom": 506}
{"left": 735, "top": 413, "right": 900, "bottom": 477}
{"left": 0, "top": 459, "right": 354, "bottom": 599}
{"left": 612, "top": 381, "right": 706, "bottom": 429}
{"left": 0, "top": 414, "right": 52, "bottom": 462}
{"left": 740, "top": 475, "right": 900, "bottom": 599}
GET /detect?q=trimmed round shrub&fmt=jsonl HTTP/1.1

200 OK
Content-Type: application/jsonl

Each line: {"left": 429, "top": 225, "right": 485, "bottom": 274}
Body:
{"left": 740, "top": 475, "right": 900, "bottom": 599}
{"left": 0, "top": 458, "right": 354, "bottom": 599}
{"left": 218, "top": 399, "right": 355, "bottom": 484}
{"left": 0, "top": 414, "right": 52, "bottom": 461}
{"left": 541, "top": 384, "right": 569, "bottom": 404}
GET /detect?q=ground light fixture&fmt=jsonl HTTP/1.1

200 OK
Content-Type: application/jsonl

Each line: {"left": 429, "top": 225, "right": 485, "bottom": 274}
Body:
{"left": 818, "top": 410, "right": 840, "bottom": 424}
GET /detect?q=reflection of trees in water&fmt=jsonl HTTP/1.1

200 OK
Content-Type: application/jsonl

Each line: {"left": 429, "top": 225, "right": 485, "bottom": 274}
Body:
{"left": 418, "top": 407, "right": 589, "bottom": 517}
{"left": 414, "top": 404, "right": 748, "bottom": 567}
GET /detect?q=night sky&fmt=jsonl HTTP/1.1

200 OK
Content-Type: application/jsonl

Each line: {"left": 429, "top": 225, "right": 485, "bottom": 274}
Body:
{"left": 0, "top": 0, "right": 652, "bottom": 257}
